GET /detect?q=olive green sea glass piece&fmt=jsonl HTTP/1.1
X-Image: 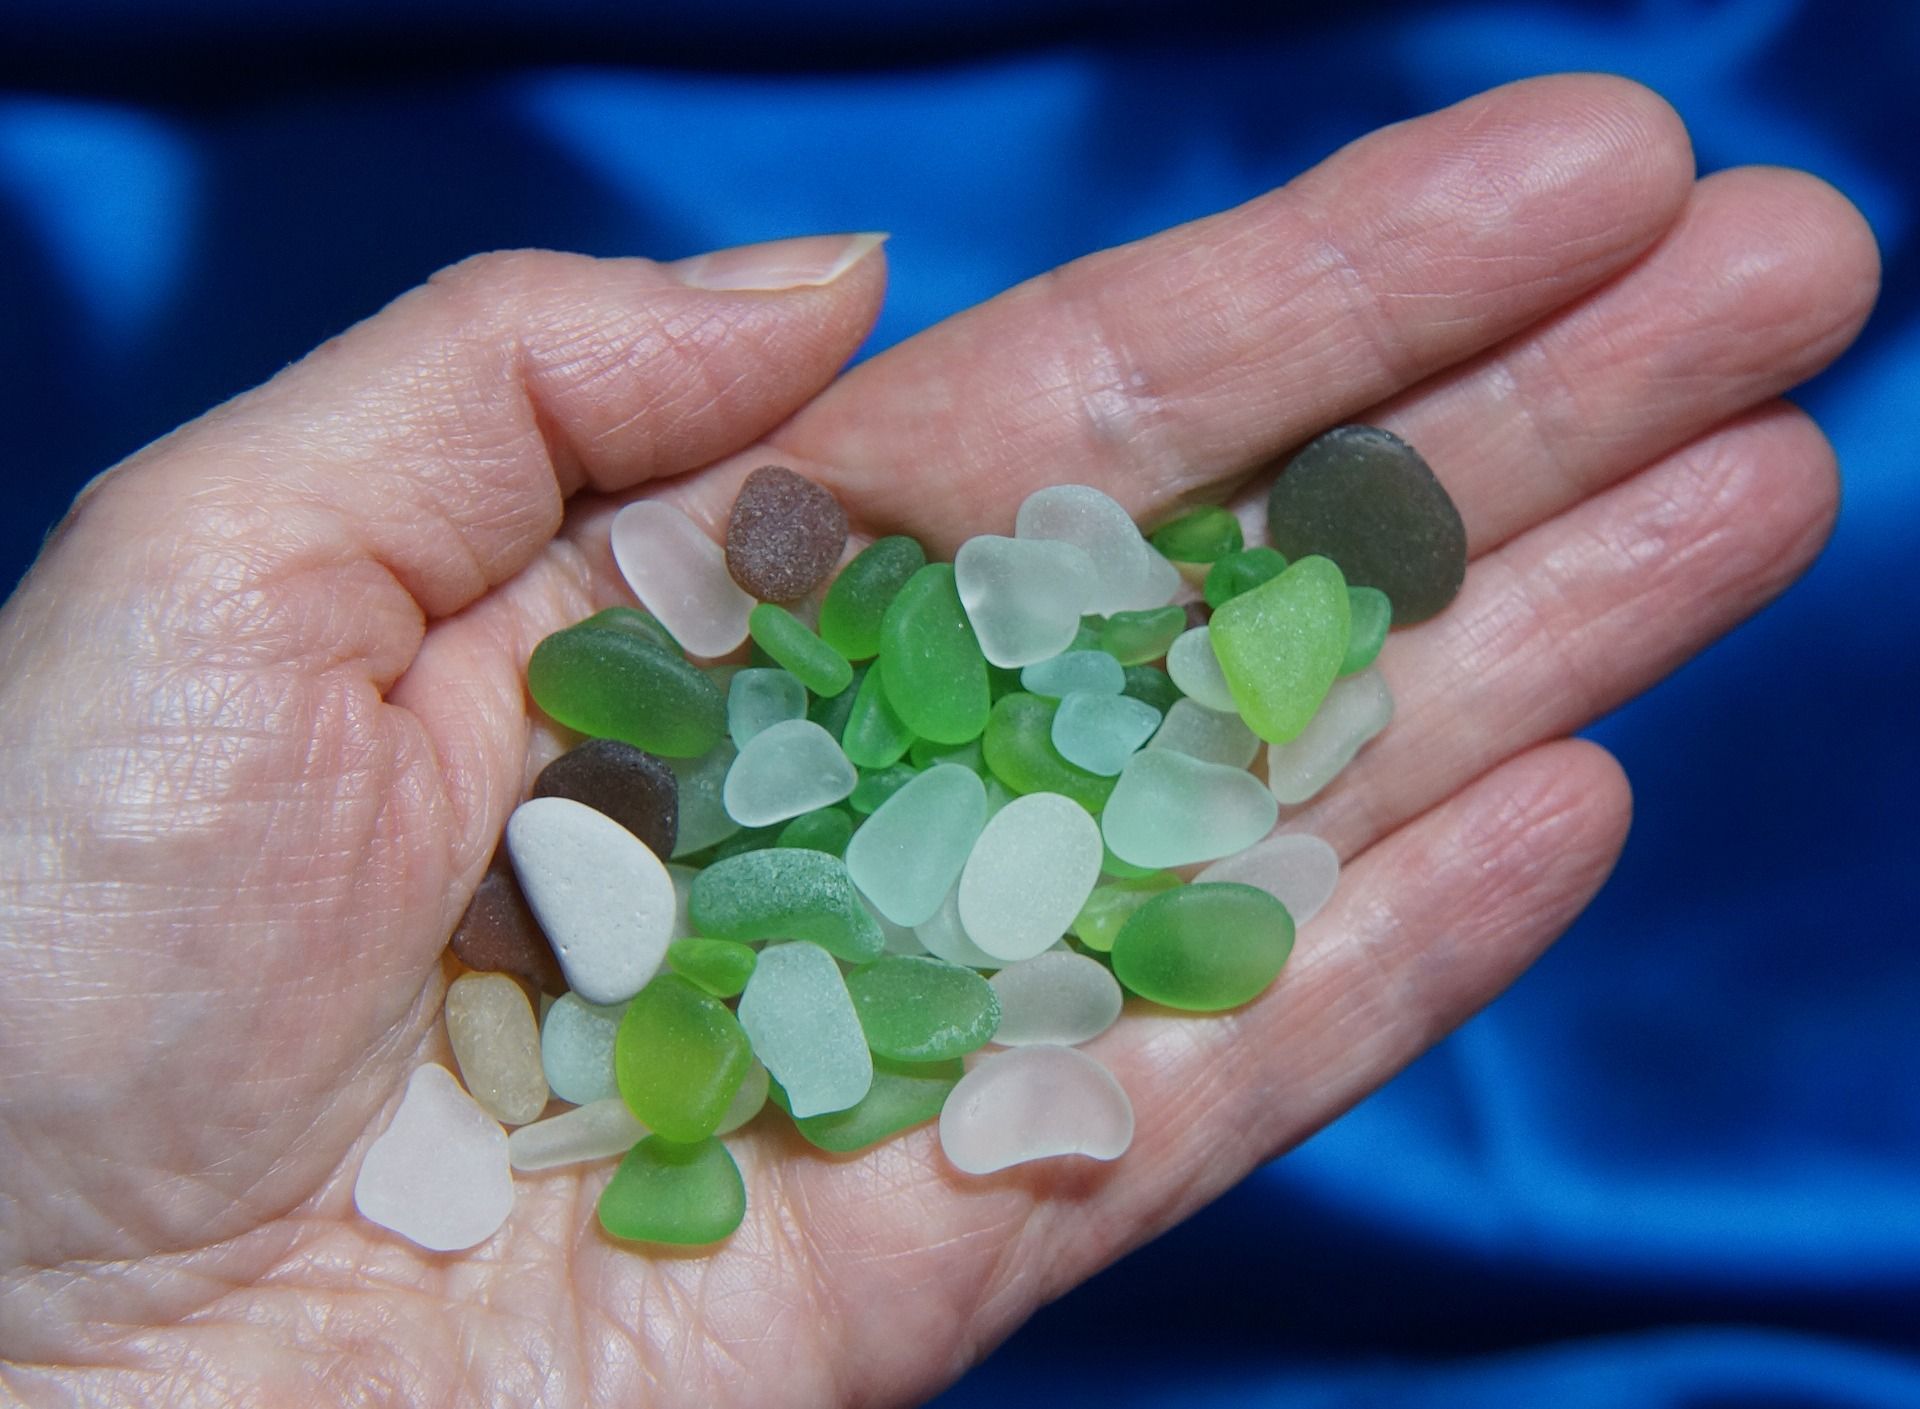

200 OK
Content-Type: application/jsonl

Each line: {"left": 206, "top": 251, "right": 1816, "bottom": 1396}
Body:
{"left": 577, "top": 606, "right": 682, "bottom": 656}
{"left": 877, "top": 563, "right": 991, "bottom": 745}
{"left": 981, "top": 692, "right": 1116, "bottom": 813}
{"left": 1121, "top": 664, "right": 1183, "bottom": 716}
{"left": 1208, "top": 555, "right": 1351, "bottom": 744}
{"left": 1150, "top": 505, "right": 1243, "bottom": 563}
{"left": 1097, "top": 606, "right": 1188, "bottom": 666}
{"left": 689, "top": 849, "right": 884, "bottom": 962}
{"left": 1265, "top": 424, "right": 1466, "bottom": 623}
{"left": 1071, "top": 870, "right": 1182, "bottom": 952}
{"left": 1340, "top": 586, "right": 1392, "bottom": 676}
{"left": 748, "top": 604, "right": 854, "bottom": 698}
{"left": 850, "top": 762, "right": 919, "bottom": 815}
{"left": 1109, "top": 882, "right": 1295, "bottom": 1011}
{"left": 777, "top": 807, "right": 855, "bottom": 856}
{"left": 527, "top": 623, "right": 725, "bottom": 758}
{"left": 667, "top": 938, "right": 758, "bottom": 999}
{"left": 819, "top": 535, "right": 927, "bottom": 661}
{"left": 1203, "top": 546, "right": 1287, "bottom": 609}
{"left": 841, "top": 664, "right": 917, "bottom": 769}
{"left": 614, "top": 975, "right": 752, "bottom": 1142}
{"left": 770, "top": 1057, "right": 964, "bottom": 1154}
{"left": 846, "top": 955, "right": 1002, "bottom": 1062}
{"left": 597, "top": 1135, "right": 746, "bottom": 1245}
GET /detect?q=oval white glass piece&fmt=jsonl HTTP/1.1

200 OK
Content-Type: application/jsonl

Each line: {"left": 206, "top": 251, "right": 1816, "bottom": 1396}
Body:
{"left": 1014, "top": 484, "right": 1156, "bottom": 616}
{"left": 957, "top": 792, "right": 1103, "bottom": 962}
{"left": 610, "top": 499, "right": 755, "bottom": 657}
{"left": 939, "top": 1045, "right": 1133, "bottom": 1174}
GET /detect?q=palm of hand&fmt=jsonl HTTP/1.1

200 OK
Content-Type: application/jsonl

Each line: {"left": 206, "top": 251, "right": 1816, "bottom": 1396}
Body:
{"left": 0, "top": 76, "right": 1875, "bottom": 1407}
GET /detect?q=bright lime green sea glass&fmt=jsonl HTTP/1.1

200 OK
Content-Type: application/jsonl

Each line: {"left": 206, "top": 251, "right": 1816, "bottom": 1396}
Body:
{"left": 1207, "top": 555, "right": 1350, "bottom": 743}
{"left": 667, "top": 938, "right": 758, "bottom": 999}
{"left": 614, "top": 976, "right": 751, "bottom": 1141}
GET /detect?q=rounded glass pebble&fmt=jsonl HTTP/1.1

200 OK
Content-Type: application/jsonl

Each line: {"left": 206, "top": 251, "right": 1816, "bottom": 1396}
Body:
{"left": 1340, "top": 586, "right": 1393, "bottom": 676}
{"left": 988, "top": 951, "right": 1123, "bottom": 1046}
{"left": 915, "top": 883, "right": 1003, "bottom": 969}
{"left": 1101, "top": 749, "right": 1279, "bottom": 869}
{"left": 844, "top": 763, "right": 988, "bottom": 927}
{"left": 737, "top": 941, "right": 874, "bottom": 1117}
{"left": 1071, "top": 871, "right": 1181, "bottom": 952}
{"left": 1050, "top": 691, "right": 1162, "bottom": 776}
{"left": 540, "top": 992, "right": 626, "bottom": 1106}
{"left": 666, "top": 937, "right": 757, "bottom": 999}
{"left": 877, "top": 563, "right": 992, "bottom": 745}
{"left": 1163, "top": 626, "right": 1237, "bottom": 714}
{"left": 689, "top": 848, "right": 884, "bottom": 962}
{"left": 776, "top": 1056, "right": 963, "bottom": 1154}
{"left": 614, "top": 975, "right": 752, "bottom": 1143}
{"left": 1097, "top": 605, "right": 1187, "bottom": 666}
{"left": 722, "top": 717, "right": 856, "bottom": 827}
{"left": 1208, "top": 555, "right": 1351, "bottom": 744}
{"left": 527, "top": 622, "right": 726, "bottom": 759}
{"left": 1195, "top": 831, "right": 1340, "bottom": 927}
{"left": 1015, "top": 484, "right": 1157, "bottom": 616}
{"left": 847, "top": 955, "right": 1002, "bottom": 1062}
{"left": 1109, "top": 882, "right": 1295, "bottom": 1012}
{"left": 957, "top": 791, "right": 1103, "bottom": 962}
{"left": 818, "top": 536, "right": 927, "bottom": 662}
{"left": 1203, "top": 546, "right": 1287, "bottom": 609}
{"left": 954, "top": 534, "right": 1098, "bottom": 668}
{"left": 610, "top": 499, "right": 755, "bottom": 657}
{"left": 981, "top": 692, "right": 1117, "bottom": 813}
{"left": 938, "top": 1045, "right": 1134, "bottom": 1174}
{"left": 748, "top": 604, "right": 853, "bottom": 698}
{"left": 508, "top": 1097, "right": 646, "bottom": 1173}
{"left": 1146, "top": 697, "right": 1260, "bottom": 769}
{"left": 840, "top": 665, "right": 917, "bottom": 769}
{"left": 598, "top": 1135, "right": 746, "bottom": 1246}
{"left": 1149, "top": 504, "right": 1244, "bottom": 563}
{"left": 669, "top": 741, "right": 741, "bottom": 857}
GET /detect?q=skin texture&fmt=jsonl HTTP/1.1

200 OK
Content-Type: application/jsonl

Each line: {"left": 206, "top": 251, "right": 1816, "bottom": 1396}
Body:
{"left": 0, "top": 75, "right": 1877, "bottom": 1408}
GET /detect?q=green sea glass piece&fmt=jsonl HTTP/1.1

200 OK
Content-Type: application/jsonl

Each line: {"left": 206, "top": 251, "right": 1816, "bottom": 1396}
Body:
{"left": 770, "top": 1057, "right": 964, "bottom": 1153}
{"left": 689, "top": 849, "right": 884, "bottom": 962}
{"left": 1121, "top": 664, "right": 1183, "bottom": 715}
{"left": 748, "top": 604, "right": 854, "bottom": 698}
{"left": 877, "top": 563, "right": 991, "bottom": 745}
{"left": 808, "top": 667, "right": 863, "bottom": 741}
{"left": 577, "top": 606, "right": 682, "bottom": 656}
{"left": 777, "top": 807, "right": 855, "bottom": 856}
{"left": 1340, "top": 586, "right": 1392, "bottom": 676}
{"left": 841, "top": 664, "right": 917, "bottom": 769}
{"left": 850, "top": 762, "right": 920, "bottom": 815}
{"left": 1150, "top": 505, "right": 1243, "bottom": 563}
{"left": 1109, "top": 882, "right": 1295, "bottom": 1011}
{"left": 1203, "top": 546, "right": 1287, "bottom": 609}
{"left": 909, "top": 735, "right": 986, "bottom": 774}
{"left": 1072, "top": 870, "right": 1182, "bottom": 952}
{"left": 981, "top": 692, "right": 1116, "bottom": 813}
{"left": 819, "top": 536, "right": 927, "bottom": 661}
{"left": 527, "top": 623, "right": 724, "bottom": 758}
{"left": 1101, "top": 843, "right": 1159, "bottom": 879}
{"left": 597, "top": 1135, "right": 746, "bottom": 1245}
{"left": 845, "top": 955, "right": 1002, "bottom": 1062}
{"left": 614, "top": 975, "right": 751, "bottom": 1142}
{"left": 1208, "top": 555, "right": 1351, "bottom": 743}
{"left": 1097, "top": 606, "right": 1188, "bottom": 666}
{"left": 667, "top": 938, "right": 758, "bottom": 999}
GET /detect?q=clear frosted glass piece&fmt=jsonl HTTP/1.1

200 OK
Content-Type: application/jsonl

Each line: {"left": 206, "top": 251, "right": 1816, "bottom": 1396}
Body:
{"left": 957, "top": 792, "right": 1103, "bottom": 962}
{"left": 1267, "top": 667, "right": 1394, "bottom": 804}
{"left": 507, "top": 796, "right": 675, "bottom": 1006}
{"left": 1165, "top": 626, "right": 1238, "bottom": 713}
{"left": 845, "top": 763, "right": 988, "bottom": 927}
{"left": 1014, "top": 484, "right": 1156, "bottom": 616}
{"left": 1051, "top": 692, "right": 1161, "bottom": 776}
{"left": 988, "top": 951, "right": 1123, "bottom": 1046}
{"left": 916, "top": 883, "right": 1002, "bottom": 969}
{"left": 540, "top": 992, "right": 626, "bottom": 1106}
{"left": 507, "top": 1097, "right": 646, "bottom": 1172}
{"left": 939, "top": 1044, "right": 1133, "bottom": 1174}
{"left": 1148, "top": 697, "right": 1261, "bottom": 769}
{"left": 723, "top": 718, "right": 856, "bottom": 827}
{"left": 955, "top": 535, "right": 1098, "bottom": 668}
{"left": 1114, "top": 544, "right": 1183, "bottom": 611}
{"left": 728, "top": 668, "right": 808, "bottom": 748}
{"left": 737, "top": 942, "right": 873, "bottom": 1117}
{"left": 610, "top": 499, "right": 755, "bottom": 657}
{"left": 1021, "top": 650, "right": 1125, "bottom": 699}
{"left": 1196, "top": 831, "right": 1341, "bottom": 926}
{"left": 354, "top": 1065, "right": 512, "bottom": 1250}
{"left": 863, "top": 894, "right": 928, "bottom": 956}
{"left": 1102, "top": 749, "right": 1279, "bottom": 869}
{"left": 670, "top": 742, "right": 741, "bottom": 857}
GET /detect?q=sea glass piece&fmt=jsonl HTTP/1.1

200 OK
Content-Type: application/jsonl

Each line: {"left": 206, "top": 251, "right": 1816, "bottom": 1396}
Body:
{"left": 1266, "top": 666, "right": 1394, "bottom": 804}
{"left": 614, "top": 975, "right": 752, "bottom": 1142}
{"left": 774, "top": 1056, "right": 963, "bottom": 1153}
{"left": 506, "top": 796, "right": 676, "bottom": 1006}
{"left": 1203, "top": 546, "right": 1287, "bottom": 609}
{"left": 507, "top": 1097, "right": 647, "bottom": 1172}
{"left": 1096, "top": 605, "right": 1187, "bottom": 666}
{"left": 450, "top": 852, "right": 566, "bottom": 997}
{"left": 988, "top": 951, "right": 1122, "bottom": 1046}
{"left": 726, "top": 465, "right": 849, "bottom": 603}
{"left": 716, "top": 1060, "right": 770, "bottom": 1135}
{"left": 1110, "top": 882, "right": 1294, "bottom": 1011}
{"left": 1050, "top": 692, "right": 1161, "bottom": 776}
{"left": 667, "top": 937, "right": 757, "bottom": 999}
{"left": 540, "top": 992, "right": 625, "bottom": 1106}
{"left": 610, "top": 499, "right": 756, "bottom": 657}
{"left": 777, "top": 806, "right": 855, "bottom": 857}
{"left": 1196, "top": 831, "right": 1340, "bottom": 926}
{"left": 847, "top": 955, "right": 1002, "bottom": 1062}
{"left": 1209, "top": 555, "right": 1351, "bottom": 743}
{"left": 669, "top": 741, "right": 741, "bottom": 857}
{"left": 957, "top": 792, "right": 1103, "bottom": 963}
{"left": 598, "top": 1135, "right": 746, "bottom": 1246}
{"left": 1020, "top": 650, "right": 1124, "bottom": 699}
{"left": 910, "top": 735, "right": 986, "bottom": 775}
{"left": 844, "top": 763, "right": 987, "bottom": 927}
{"left": 1265, "top": 424, "right": 1466, "bottom": 623}
{"left": 1121, "top": 664, "right": 1183, "bottom": 716}
{"left": 1102, "top": 749, "right": 1279, "bottom": 868}
{"left": 531, "top": 738, "right": 678, "bottom": 860}
{"left": 722, "top": 717, "right": 856, "bottom": 827}
{"left": 877, "top": 563, "right": 991, "bottom": 745}
{"left": 1340, "top": 586, "right": 1392, "bottom": 676}
{"left": 444, "top": 972, "right": 548, "bottom": 1126}
{"left": 953, "top": 534, "right": 1097, "bottom": 668}
{"left": 737, "top": 941, "right": 874, "bottom": 1117}
{"left": 849, "top": 762, "right": 920, "bottom": 815}
{"left": 1163, "top": 626, "right": 1238, "bottom": 714}
{"left": 1147, "top": 697, "right": 1261, "bottom": 769}
{"left": 748, "top": 604, "right": 854, "bottom": 698}
{"left": 575, "top": 605, "right": 682, "bottom": 655}
{"left": 728, "top": 668, "right": 808, "bottom": 749}
{"left": 981, "top": 692, "right": 1118, "bottom": 814}
{"left": 526, "top": 621, "right": 725, "bottom": 758}
{"left": 808, "top": 667, "right": 862, "bottom": 741}
{"left": 690, "top": 848, "right": 884, "bottom": 962}
{"left": 915, "top": 884, "right": 1002, "bottom": 969}
{"left": 1126, "top": 546, "right": 1184, "bottom": 612}
{"left": 354, "top": 1065, "right": 513, "bottom": 1251}
{"left": 1015, "top": 484, "right": 1155, "bottom": 615}
{"left": 1071, "top": 871, "right": 1181, "bottom": 952}
{"left": 1150, "top": 504, "right": 1243, "bottom": 563}
{"left": 865, "top": 894, "right": 928, "bottom": 956}
{"left": 840, "top": 664, "right": 917, "bottom": 769}
{"left": 819, "top": 535, "right": 927, "bottom": 662}
{"left": 939, "top": 1045, "right": 1133, "bottom": 1174}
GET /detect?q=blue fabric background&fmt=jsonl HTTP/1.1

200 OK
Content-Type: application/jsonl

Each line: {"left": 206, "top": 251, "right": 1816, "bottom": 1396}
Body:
{"left": 2, "top": 2, "right": 1913, "bottom": 1403}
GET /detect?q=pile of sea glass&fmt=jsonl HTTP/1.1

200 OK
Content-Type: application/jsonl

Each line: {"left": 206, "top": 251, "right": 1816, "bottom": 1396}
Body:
{"left": 352, "top": 425, "right": 1465, "bottom": 1252}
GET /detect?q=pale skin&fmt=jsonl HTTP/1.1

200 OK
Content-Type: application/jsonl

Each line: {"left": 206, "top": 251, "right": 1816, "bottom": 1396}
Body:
{"left": 0, "top": 74, "right": 1878, "bottom": 1407}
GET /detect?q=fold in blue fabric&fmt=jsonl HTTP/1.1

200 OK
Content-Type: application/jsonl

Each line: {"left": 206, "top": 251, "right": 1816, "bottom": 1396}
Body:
{"left": 1, "top": 2, "right": 1913, "bottom": 1404}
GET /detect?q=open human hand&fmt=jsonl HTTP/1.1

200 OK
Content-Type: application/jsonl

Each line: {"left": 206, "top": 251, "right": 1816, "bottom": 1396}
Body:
{"left": 0, "top": 74, "right": 1876, "bottom": 1406}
